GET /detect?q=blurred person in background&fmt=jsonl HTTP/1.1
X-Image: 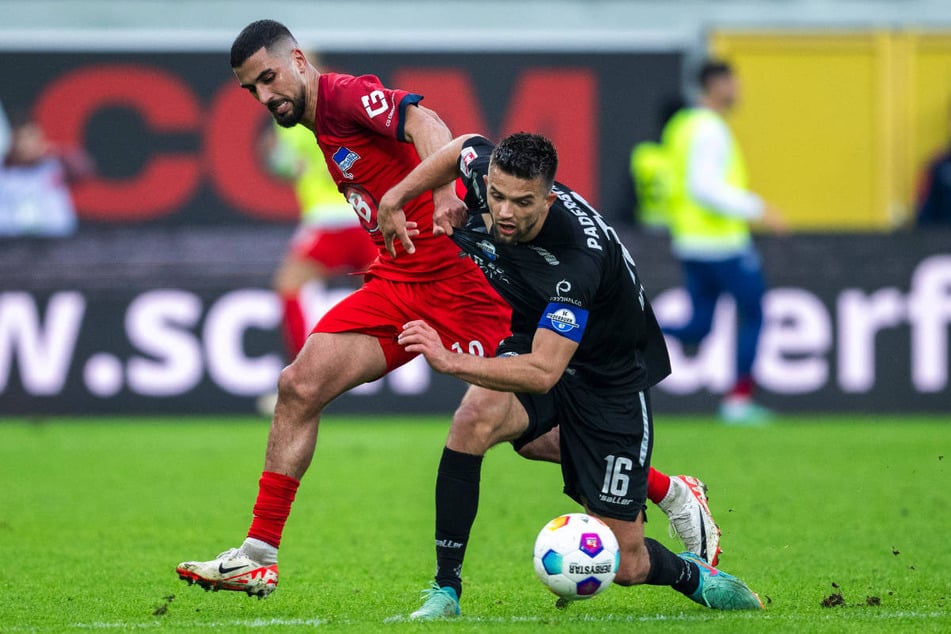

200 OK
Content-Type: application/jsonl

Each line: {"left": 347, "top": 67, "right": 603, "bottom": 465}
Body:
{"left": 0, "top": 100, "right": 10, "bottom": 159}
{"left": 660, "top": 59, "right": 786, "bottom": 425}
{"left": 0, "top": 112, "right": 94, "bottom": 238}
{"left": 914, "top": 103, "right": 951, "bottom": 226}
{"left": 628, "top": 97, "right": 684, "bottom": 232}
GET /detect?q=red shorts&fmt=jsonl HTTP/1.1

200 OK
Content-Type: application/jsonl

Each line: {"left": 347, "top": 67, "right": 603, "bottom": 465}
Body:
{"left": 290, "top": 225, "right": 378, "bottom": 273}
{"left": 315, "top": 265, "right": 512, "bottom": 372}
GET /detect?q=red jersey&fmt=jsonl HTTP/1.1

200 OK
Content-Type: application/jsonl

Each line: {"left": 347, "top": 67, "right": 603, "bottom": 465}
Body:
{"left": 313, "top": 72, "right": 474, "bottom": 282}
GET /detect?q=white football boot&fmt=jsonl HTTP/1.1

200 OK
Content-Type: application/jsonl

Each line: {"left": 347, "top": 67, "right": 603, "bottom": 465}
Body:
{"left": 176, "top": 548, "right": 278, "bottom": 598}
{"left": 658, "top": 475, "right": 722, "bottom": 566}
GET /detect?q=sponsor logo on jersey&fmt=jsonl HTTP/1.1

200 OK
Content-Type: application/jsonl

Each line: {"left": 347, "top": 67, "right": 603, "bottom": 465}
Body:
{"left": 556, "top": 279, "right": 572, "bottom": 295}
{"left": 551, "top": 295, "right": 582, "bottom": 307}
{"left": 529, "top": 245, "right": 560, "bottom": 265}
{"left": 545, "top": 308, "right": 579, "bottom": 333}
{"left": 361, "top": 90, "right": 388, "bottom": 118}
{"left": 332, "top": 147, "right": 360, "bottom": 179}
{"left": 460, "top": 146, "right": 479, "bottom": 177}
{"left": 477, "top": 239, "right": 497, "bottom": 261}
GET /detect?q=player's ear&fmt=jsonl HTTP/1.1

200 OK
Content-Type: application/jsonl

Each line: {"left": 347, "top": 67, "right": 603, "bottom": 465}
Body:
{"left": 290, "top": 48, "right": 307, "bottom": 74}
{"left": 546, "top": 190, "right": 557, "bottom": 209}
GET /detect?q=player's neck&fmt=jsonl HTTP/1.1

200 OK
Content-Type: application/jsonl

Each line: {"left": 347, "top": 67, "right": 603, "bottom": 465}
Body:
{"left": 299, "top": 71, "right": 320, "bottom": 130}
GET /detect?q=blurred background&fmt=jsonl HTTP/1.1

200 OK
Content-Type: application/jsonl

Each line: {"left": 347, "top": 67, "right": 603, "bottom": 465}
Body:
{"left": 1, "top": 0, "right": 950, "bottom": 416}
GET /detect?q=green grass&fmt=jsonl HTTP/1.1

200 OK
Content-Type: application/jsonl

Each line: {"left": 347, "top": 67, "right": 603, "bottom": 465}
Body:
{"left": 0, "top": 414, "right": 948, "bottom": 632}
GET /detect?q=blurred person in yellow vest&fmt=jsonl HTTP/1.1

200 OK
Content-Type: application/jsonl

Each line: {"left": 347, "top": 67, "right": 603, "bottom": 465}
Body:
{"left": 629, "top": 97, "right": 684, "bottom": 232}
{"left": 630, "top": 140, "right": 672, "bottom": 231}
{"left": 660, "top": 59, "right": 786, "bottom": 425}
{"left": 262, "top": 119, "right": 377, "bottom": 362}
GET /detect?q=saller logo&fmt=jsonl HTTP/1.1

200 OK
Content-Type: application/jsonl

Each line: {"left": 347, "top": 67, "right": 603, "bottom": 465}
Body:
{"left": 332, "top": 147, "right": 360, "bottom": 179}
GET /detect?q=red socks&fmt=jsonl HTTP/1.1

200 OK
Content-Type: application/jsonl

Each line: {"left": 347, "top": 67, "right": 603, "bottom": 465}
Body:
{"left": 281, "top": 294, "right": 307, "bottom": 361}
{"left": 247, "top": 471, "right": 300, "bottom": 548}
{"left": 730, "top": 375, "right": 754, "bottom": 399}
{"left": 647, "top": 466, "right": 672, "bottom": 504}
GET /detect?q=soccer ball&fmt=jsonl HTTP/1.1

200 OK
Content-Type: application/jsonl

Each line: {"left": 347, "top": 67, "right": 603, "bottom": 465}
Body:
{"left": 533, "top": 513, "right": 620, "bottom": 601}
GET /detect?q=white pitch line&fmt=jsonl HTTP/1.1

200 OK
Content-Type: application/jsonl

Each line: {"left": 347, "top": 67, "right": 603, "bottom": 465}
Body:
{"left": 2, "top": 610, "right": 944, "bottom": 631}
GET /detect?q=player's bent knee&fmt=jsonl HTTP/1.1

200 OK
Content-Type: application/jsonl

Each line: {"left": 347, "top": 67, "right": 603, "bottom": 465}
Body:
{"left": 448, "top": 403, "right": 513, "bottom": 452}
{"left": 450, "top": 403, "right": 496, "bottom": 439}
{"left": 277, "top": 361, "right": 324, "bottom": 408}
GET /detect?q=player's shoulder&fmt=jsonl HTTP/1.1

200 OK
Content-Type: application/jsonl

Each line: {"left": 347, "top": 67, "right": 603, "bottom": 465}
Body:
{"left": 459, "top": 135, "right": 494, "bottom": 179}
{"left": 317, "top": 73, "right": 391, "bottom": 128}
{"left": 549, "top": 182, "right": 599, "bottom": 221}
{"left": 320, "top": 72, "right": 377, "bottom": 97}
{"left": 320, "top": 71, "right": 380, "bottom": 86}
{"left": 547, "top": 186, "right": 613, "bottom": 255}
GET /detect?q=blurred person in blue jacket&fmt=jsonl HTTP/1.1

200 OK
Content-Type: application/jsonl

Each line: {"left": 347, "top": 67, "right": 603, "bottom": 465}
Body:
{"left": 915, "top": 113, "right": 951, "bottom": 226}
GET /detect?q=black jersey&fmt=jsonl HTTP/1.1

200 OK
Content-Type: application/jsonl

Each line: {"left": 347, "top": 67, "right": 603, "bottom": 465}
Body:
{"left": 451, "top": 136, "right": 671, "bottom": 392}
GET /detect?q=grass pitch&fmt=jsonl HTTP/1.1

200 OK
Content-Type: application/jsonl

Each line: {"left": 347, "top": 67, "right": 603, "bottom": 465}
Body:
{"left": 0, "top": 414, "right": 948, "bottom": 632}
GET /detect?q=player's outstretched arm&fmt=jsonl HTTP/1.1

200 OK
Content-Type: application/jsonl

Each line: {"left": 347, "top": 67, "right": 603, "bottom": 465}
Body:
{"left": 404, "top": 105, "right": 465, "bottom": 234}
{"left": 378, "top": 134, "right": 479, "bottom": 256}
{"left": 398, "top": 320, "right": 577, "bottom": 394}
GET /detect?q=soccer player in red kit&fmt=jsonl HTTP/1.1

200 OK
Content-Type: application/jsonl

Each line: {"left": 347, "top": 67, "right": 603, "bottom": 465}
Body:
{"left": 175, "top": 19, "right": 721, "bottom": 602}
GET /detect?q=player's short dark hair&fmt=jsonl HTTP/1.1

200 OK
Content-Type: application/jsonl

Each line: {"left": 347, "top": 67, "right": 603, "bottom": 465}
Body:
{"left": 490, "top": 132, "right": 558, "bottom": 190}
{"left": 231, "top": 19, "right": 298, "bottom": 68}
{"left": 699, "top": 59, "right": 733, "bottom": 91}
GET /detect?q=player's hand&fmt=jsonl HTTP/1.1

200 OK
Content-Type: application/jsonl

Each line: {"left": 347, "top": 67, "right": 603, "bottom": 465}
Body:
{"left": 398, "top": 320, "right": 453, "bottom": 373}
{"left": 432, "top": 186, "right": 467, "bottom": 237}
{"left": 378, "top": 194, "right": 420, "bottom": 257}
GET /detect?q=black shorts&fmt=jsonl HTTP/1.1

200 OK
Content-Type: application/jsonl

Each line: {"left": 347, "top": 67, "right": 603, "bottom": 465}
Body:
{"left": 500, "top": 335, "right": 653, "bottom": 521}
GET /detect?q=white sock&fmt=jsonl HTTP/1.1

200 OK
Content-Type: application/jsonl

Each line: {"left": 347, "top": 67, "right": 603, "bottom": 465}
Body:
{"left": 242, "top": 537, "right": 279, "bottom": 565}
{"left": 657, "top": 477, "right": 682, "bottom": 513}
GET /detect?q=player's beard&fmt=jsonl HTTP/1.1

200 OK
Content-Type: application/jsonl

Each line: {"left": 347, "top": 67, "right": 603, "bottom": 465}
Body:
{"left": 270, "top": 94, "right": 306, "bottom": 128}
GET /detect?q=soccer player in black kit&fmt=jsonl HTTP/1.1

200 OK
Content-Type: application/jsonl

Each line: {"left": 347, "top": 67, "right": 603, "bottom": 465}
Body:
{"left": 381, "top": 132, "right": 763, "bottom": 619}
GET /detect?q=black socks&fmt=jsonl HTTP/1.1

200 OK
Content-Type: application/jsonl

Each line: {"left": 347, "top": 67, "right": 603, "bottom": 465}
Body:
{"left": 433, "top": 447, "right": 483, "bottom": 597}
{"left": 644, "top": 537, "right": 700, "bottom": 596}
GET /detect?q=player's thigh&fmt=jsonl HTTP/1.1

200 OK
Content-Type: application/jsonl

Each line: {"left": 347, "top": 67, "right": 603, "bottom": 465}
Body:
{"left": 516, "top": 426, "right": 560, "bottom": 462}
{"left": 558, "top": 389, "right": 652, "bottom": 521}
{"left": 314, "top": 279, "right": 418, "bottom": 372}
{"left": 447, "top": 385, "right": 530, "bottom": 453}
{"left": 284, "top": 331, "right": 387, "bottom": 402}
